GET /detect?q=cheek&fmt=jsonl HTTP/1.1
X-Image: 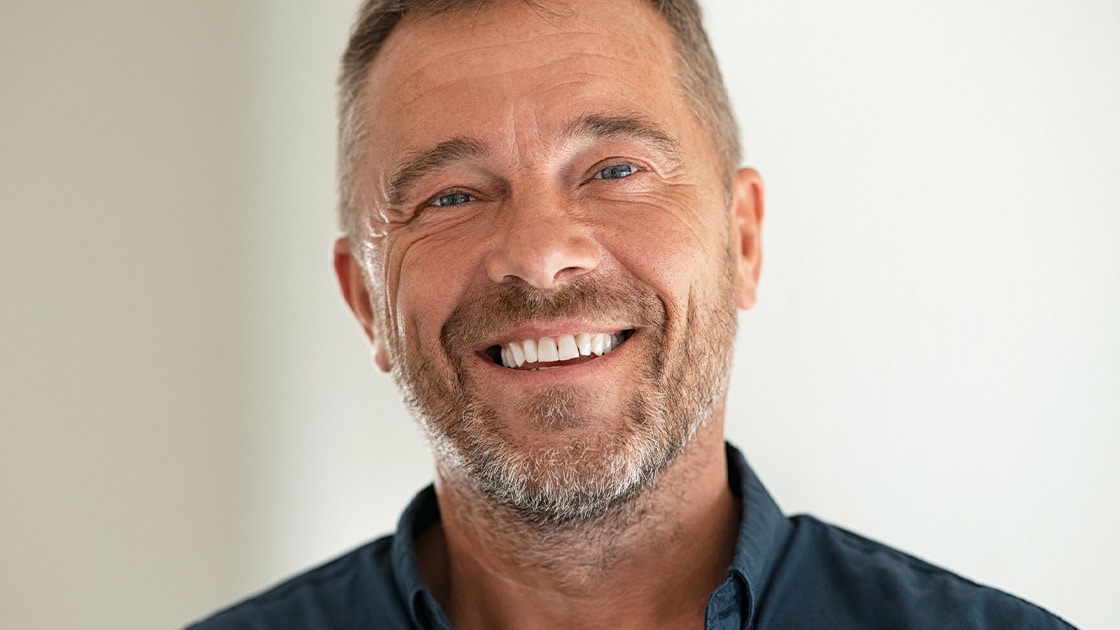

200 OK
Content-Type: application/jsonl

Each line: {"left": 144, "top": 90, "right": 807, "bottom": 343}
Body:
{"left": 384, "top": 227, "right": 487, "bottom": 350}
{"left": 596, "top": 194, "right": 731, "bottom": 310}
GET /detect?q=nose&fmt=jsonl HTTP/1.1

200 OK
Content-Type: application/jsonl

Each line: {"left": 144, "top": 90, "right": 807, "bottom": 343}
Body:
{"left": 484, "top": 191, "right": 600, "bottom": 290}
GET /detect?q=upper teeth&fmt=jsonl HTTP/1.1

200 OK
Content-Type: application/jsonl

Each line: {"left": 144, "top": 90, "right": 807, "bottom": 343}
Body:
{"left": 499, "top": 332, "right": 623, "bottom": 369}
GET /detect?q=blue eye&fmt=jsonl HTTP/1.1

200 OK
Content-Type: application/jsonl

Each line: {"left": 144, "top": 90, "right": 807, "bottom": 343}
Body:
{"left": 433, "top": 192, "right": 473, "bottom": 207}
{"left": 596, "top": 164, "right": 635, "bottom": 180}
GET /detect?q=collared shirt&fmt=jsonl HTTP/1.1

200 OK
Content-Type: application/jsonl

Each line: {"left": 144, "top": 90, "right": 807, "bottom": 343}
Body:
{"left": 189, "top": 444, "right": 1073, "bottom": 629}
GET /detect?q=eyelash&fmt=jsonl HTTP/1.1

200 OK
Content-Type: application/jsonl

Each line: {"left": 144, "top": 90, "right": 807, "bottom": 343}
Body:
{"left": 422, "top": 160, "right": 642, "bottom": 210}
{"left": 593, "top": 162, "right": 638, "bottom": 180}
{"left": 429, "top": 190, "right": 474, "bottom": 207}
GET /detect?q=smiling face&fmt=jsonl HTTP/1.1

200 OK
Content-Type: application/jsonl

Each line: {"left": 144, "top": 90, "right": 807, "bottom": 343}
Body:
{"left": 336, "top": 0, "right": 762, "bottom": 524}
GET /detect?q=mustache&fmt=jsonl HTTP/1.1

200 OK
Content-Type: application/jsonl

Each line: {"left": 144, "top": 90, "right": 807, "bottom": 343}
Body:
{"left": 440, "top": 275, "right": 666, "bottom": 355}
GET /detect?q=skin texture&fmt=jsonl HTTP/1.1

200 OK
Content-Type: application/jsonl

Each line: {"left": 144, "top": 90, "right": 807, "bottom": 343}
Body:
{"left": 333, "top": 0, "right": 764, "bottom": 627}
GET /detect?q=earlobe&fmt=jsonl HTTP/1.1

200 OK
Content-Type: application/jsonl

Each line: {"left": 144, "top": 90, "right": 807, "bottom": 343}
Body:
{"left": 731, "top": 168, "right": 764, "bottom": 311}
{"left": 333, "top": 237, "right": 392, "bottom": 373}
{"left": 373, "top": 342, "right": 391, "bottom": 373}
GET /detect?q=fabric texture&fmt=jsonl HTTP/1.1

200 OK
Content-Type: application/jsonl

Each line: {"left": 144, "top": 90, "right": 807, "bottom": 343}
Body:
{"left": 188, "top": 444, "right": 1073, "bottom": 629}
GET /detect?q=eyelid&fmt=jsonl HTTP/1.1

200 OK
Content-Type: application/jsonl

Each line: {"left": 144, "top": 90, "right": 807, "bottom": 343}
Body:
{"left": 588, "top": 158, "right": 645, "bottom": 180}
{"left": 424, "top": 187, "right": 475, "bottom": 208}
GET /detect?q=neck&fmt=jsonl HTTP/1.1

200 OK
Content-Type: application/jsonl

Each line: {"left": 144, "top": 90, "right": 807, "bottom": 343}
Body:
{"left": 416, "top": 416, "right": 739, "bottom": 630}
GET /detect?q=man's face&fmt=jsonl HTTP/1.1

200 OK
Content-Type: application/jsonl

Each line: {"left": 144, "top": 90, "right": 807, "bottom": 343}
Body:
{"left": 338, "top": 0, "right": 761, "bottom": 524}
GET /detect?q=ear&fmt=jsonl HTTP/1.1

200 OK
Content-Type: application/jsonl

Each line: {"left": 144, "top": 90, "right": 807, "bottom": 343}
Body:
{"left": 731, "top": 168, "right": 764, "bottom": 310}
{"left": 333, "top": 237, "right": 391, "bottom": 372}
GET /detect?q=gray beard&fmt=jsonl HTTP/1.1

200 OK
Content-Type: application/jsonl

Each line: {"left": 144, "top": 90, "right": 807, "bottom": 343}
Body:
{"left": 388, "top": 273, "right": 736, "bottom": 528}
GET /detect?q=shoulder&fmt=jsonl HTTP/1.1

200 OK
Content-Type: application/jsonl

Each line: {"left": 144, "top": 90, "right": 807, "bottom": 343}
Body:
{"left": 758, "top": 515, "right": 1074, "bottom": 629}
{"left": 185, "top": 535, "right": 414, "bottom": 630}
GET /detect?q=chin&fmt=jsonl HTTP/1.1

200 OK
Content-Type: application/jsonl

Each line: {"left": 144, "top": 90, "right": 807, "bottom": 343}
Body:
{"left": 430, "top": 380, "right": 704, "bottom": 526}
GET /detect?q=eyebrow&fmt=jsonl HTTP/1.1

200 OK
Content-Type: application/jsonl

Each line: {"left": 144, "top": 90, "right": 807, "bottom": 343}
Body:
{"left": 384, "top": 114, "right": 682, "bottom": 208}
{"left": 387, "top": 136, "right": 490, "bottom": 208}
{"left": 564, "top": 113, "right": 683, "bottom": 163}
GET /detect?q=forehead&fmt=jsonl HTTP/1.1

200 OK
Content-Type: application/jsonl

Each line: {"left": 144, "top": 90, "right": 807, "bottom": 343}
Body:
{"left": 359, "top": 0, "right": 688, "bottom": 158}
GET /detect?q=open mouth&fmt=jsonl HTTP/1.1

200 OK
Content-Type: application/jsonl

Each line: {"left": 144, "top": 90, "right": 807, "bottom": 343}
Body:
{"left": 484, "top": 330, "right": 635, "bottom": 370}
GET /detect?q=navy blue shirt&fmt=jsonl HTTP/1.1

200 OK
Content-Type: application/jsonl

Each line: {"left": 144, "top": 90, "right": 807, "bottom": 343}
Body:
{"left": 189, "top": 444, "right": 1072, "bottom": 628}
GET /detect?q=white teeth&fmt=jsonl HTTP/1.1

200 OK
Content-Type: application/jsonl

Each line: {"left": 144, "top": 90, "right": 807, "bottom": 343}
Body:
{"left": 590, "top": 333, "right": 606, "bottom": 356}
{"left": 498, "top": 331, "right": 627, "bottom": 368}
{"left": 576, "top": 333, "right": 592, "bottom": 356}
{"left": 509, "top": 342, "right": 525, "bottom": 367}
{"left": 557, "top": 334, "right": 579, "bottom": 361}
{"left": 538, "top": 337, "right": 559, "bottom": 362}
{"left": 522, "top": 338, "right": 538, "bottom": 363}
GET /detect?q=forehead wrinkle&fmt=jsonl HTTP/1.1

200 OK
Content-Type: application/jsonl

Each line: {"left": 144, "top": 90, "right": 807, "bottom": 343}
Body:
{"left": 387, "top": 136, "right": 490, "bottom": 208}
{"left": 392, "top": 42, "right": 629, "bottom": 116}
{"left": 397, "top": 5, "right": 651, "bottom": 66}
{"left": 384, "top": 9, "right": 669, "bottom": 106}
{"left": 392, "top": 28, "right": 603, "bottom": 85}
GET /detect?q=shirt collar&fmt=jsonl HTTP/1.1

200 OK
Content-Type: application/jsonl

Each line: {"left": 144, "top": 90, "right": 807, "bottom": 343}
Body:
{"left": 389, "top": 485, "right": 451, "bottom": 628}
{"left": 390, "top": 443, "right": 792, "bottom": 629}
{"left": 723, "top": 442, "right": 794, "bottom": 628}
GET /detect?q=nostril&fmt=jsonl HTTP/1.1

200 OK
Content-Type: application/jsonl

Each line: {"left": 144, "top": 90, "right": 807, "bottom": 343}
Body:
{"left": 555, "top": 266, "right": 587, "bottom": 280}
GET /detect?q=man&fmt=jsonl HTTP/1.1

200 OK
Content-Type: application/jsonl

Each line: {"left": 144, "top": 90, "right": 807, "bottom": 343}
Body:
{"left": 192, "top": 0, "right": 1072, "bottom": 627}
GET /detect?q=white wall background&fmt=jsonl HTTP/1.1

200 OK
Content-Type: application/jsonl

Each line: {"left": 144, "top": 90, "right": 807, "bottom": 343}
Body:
{"left": 1, "top": 1, "right": 1115, "bottom": 628}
